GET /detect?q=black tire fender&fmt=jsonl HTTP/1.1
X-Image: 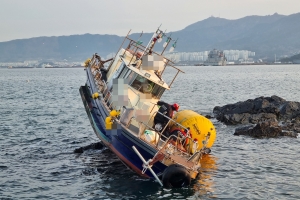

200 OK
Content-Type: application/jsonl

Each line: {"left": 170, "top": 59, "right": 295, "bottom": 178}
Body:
{"left": 162, "top": 164, "right": 191, "bottom": 188}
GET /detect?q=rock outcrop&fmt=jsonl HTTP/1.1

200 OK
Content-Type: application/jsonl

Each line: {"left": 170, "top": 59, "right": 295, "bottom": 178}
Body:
{"left": 213, "top": 95, "right": 300, "bottom": 138}
{"left": 234, "top": 121, "right": 298, "bottom": 138}
{"left": 74, "top": 142, "right": 104, "bottom": 153}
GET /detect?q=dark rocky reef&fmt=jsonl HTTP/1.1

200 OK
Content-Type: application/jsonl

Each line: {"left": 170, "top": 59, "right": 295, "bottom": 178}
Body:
{"left": 234, "top": 121, "right": 299, "bottom": 138}
{"left": 213, "top": 95, "right": 300, "bottom": 138}
{"left": 74, "top": 142, "right": 104, "bottom": 153}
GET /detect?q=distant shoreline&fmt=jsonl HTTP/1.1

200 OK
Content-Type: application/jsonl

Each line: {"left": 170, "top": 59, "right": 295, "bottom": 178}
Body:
{"left": 187, "top": 63, "right": 298, "bottom": 66}
{"left": 2, "top": 66, "right": 83, "bottom": 69}
{"left": 1, "top": 63, "right": 299, "bottom": 69}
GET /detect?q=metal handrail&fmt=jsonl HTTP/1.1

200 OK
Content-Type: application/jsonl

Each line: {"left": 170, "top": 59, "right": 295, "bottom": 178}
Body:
{"left": 138, "top": 120, "right": 190, "bottom": 156}
{"left": 142, "top": 110, "right": 192, "bottom": 149}
{"left": 100, "top": 81, "right": 108, "bottom": 93}
{"left": 156, "top": 134, "right": 190, "bottom": 157}
{"left": 148, "top": 110, "right": 190, "bottom": 133}
{"left": 94, "top": 70, "right": 102, "bottom": 83}
{"left": 105, "top": 91, "right": 112, "bottom": 103}
{"left": 120, "top": 35, "right": 185, "bottom": 88}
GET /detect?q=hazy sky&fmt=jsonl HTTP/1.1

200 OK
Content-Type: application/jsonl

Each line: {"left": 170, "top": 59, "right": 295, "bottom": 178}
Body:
{"left": 0, "top": 0, "right": 299, "bottom": 42}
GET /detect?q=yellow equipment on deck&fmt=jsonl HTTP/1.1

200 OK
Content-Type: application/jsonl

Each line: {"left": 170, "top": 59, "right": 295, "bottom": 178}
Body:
{"left": 105, "top": 110, "right": 121, "bottom": 130}
{"left": 168, "top": 110, "right": 216, "bottom": 153}
{"left": 92, "top": 92, "right": 99, "bottom": 99}
{"left": 84, "top": 58, "right": 91, "bottom": 67}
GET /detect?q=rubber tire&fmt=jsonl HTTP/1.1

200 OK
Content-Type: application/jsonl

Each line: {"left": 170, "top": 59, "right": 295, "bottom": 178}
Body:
{"left": 162, "top": 164, "right": 191, "bottom": 188}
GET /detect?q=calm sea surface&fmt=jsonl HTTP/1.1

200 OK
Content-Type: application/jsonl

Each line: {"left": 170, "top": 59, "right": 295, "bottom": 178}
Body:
{"left": 1, "top": 65, "right": 300, "bottom": 199}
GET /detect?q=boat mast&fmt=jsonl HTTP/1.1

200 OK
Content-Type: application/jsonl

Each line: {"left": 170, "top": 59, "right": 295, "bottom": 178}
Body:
{"left": 113, "top": 29, "right": 132, "bottom": 61}
{"left": 140, "top": 25, "right": 164, "bottom": 57}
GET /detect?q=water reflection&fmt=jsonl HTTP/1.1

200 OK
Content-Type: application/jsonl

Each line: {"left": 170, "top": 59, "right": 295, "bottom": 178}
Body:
{"left": 78, "top": 148, "right": 219, "bottom": 199}
{"left": 191, "top": 154, "right": 218, "bottom": 199}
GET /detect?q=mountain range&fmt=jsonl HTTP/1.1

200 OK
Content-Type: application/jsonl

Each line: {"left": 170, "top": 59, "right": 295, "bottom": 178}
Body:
{"left": 1, "top": 12, "right": 300, "bottom": 62}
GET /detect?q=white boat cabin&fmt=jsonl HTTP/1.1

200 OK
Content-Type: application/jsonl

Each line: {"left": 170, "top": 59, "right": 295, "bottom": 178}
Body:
{"left": 105, "top": 48, "right": 170, "bottom": 131}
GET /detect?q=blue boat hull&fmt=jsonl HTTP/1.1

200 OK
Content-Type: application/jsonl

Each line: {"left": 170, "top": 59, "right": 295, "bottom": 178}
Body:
{"left": 79, "top": 68, "right": 167, "bottom": 179}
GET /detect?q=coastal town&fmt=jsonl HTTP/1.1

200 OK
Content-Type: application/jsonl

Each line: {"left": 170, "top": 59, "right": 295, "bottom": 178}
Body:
{"left": 1, "top": 48, "right": 296, "bottom": 68}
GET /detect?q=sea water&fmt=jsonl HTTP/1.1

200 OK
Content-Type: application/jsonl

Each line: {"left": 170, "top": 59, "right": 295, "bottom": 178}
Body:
{"left": 0, "top": 65, "right": 300, "bottom": 199}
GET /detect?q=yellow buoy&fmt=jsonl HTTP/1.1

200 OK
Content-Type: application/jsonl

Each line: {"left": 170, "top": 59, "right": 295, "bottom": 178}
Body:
{"left": 105, "top": 116, "right": 113, "bottom": 130}
{"left": 169, "top": 110, "right": 216, "bottom": 152}
{"left": 110, "top": 110, "right": 120, "bottom": 117}
{"left": 92, "top": 92, "right": 99, "bottom": 99}
{"left": 84, "top": 58, "right": 91, "bottom": 67}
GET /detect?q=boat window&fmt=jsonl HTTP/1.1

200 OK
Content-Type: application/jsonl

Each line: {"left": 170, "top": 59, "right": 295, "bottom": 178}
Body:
{"left": 129, "top": 72, "right": 165, "bottom": 98}
{"left": 123, "top": 69, "right": 132, "bottom": 79}
{"left": 112, "top": 62, "right": 126, "bottom": 79}
{"left": 151, "top": 84, "right": 165, "bottom": 98}
{"left": 119, "top": 66, "right": 129, "bottom": 79}
{"left": 127, "top": 70, "right": 137, "bottom": 85}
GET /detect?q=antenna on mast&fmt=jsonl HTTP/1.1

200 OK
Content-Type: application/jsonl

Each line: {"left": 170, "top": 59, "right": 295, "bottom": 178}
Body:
{"left": 140, "top": 25, "right": 164, "bottom": 57}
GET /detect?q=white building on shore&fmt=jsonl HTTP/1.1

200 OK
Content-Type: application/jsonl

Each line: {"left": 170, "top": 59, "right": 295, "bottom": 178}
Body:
{"left": 165, "top": 50, "right": 255, "bottom": 63}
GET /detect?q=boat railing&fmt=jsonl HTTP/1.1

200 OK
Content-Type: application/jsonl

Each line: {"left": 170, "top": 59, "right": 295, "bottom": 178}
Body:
{"left": 186, "top": 134, "right": 211, "bottom": 167}
{"left": 155, "top": 133, "right": 206, "bottom": 169}
{"left": 118, "top": 106, "right": 203, "bottom": 165}
{"left": 139, "top": 110, "right": 192, "bottom": 149}
{"left": 99, "top": 80, "right": 107, "bottom": 93}
{"left": 138, "top": 120, "right": 167, "bottom": 140}
{"left": 91, "top": 57, "right": 100, "bottom": 69}
{"left": 89, "top": 63, "right": 114, "bottom": 111}
{"left": 103, "top": 91, "right": 112, "bottom": 105}
{"left": 118, "top": 105, "right": 202, "bottom": 158}
{"left": 94, "top": 78, "right": 114, "bottom": 111}
{"left": 137, "top": 120, "right": 191, "bottom": 156}
{"left": 93, "top": 70, "right": 103, "bottom": 86}
{"left": 107, "top": 96, "right": 114, "bottom": 109}
{"left": 148, "top": 110, "right": 190, "bottom": 134}
{"left": 162, "top": 135, "right": 190, "bottom": 154}
{"left": 119, "top": 112, "right": 202, "bottom": 169}
{"left": 91, "top": 53, "right": 113, "bottom": 69}
{"left": 111, "top": 30, "right": 184, "bottom": 89}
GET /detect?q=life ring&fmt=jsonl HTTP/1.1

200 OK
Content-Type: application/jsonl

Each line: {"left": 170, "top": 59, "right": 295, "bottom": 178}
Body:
{"left": 162, "top": 164, "right": 191, "bottom": 188}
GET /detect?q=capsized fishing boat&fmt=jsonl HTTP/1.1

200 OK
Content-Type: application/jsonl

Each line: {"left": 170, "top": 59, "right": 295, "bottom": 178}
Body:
{"left": 79, "top": 27, "right": 217, "bottom": 187}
